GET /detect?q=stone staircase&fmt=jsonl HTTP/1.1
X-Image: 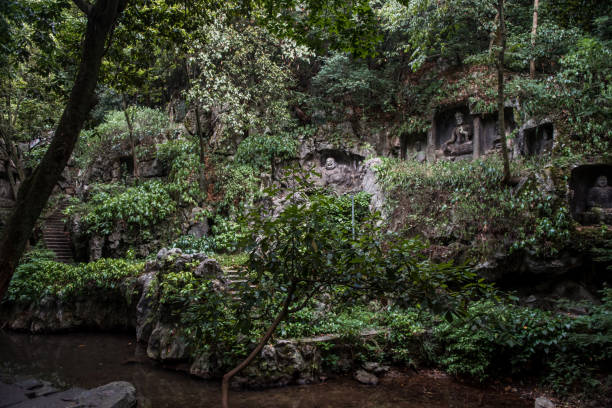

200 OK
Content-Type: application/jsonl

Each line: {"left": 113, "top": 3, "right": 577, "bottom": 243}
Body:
{"left": 42, "top": 201, "right": 74, "bottom": 264}
{"left": 224, "top": 267, "right": 253, "bottom": 302}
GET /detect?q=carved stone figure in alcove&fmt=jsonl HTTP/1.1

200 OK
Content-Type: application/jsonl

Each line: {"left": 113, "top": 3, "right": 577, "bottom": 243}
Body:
{"left": 442, "top": 112, "right": 473, "bottom": 156}
{"left": 587, "top": 176, "right": 612, "bottom": 209}
{"left": 412, "top": 141, "right": 426, "bottom": 163}
{"left": 582, "top": 175, "right": 612, "bottom": 224}
{"left": 323, "top": 157, "right": 354, "bottom": 188}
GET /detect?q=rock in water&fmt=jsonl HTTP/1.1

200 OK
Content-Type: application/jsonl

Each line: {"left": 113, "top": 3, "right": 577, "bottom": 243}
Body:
{"left": 354, "top": 369, "right": 379, "bottom": 385}
{"left": 362, "top": 362, "right": 390, "bottom": 375}
{"left": 76, "top": 381, "right": 136, "bottom": 408}
{"left": 534, "top": 396, "right": 555, "bottom": 408}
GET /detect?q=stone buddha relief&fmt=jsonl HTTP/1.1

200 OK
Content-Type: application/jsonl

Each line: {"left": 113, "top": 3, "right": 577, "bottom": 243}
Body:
{"left": 443, "top": 112, "right": 473, "bottom": 156}
{"left": 580, "top": 175, "right": 612, "bottom": 225}
{"left": 323, "top": 157, "right": 354, "bottom": 188}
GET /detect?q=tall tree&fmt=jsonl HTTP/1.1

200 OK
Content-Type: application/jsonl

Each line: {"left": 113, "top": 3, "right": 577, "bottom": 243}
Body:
{"left": 530, "top": 0, "right": 539, "bottom": 78}
{"left": 492, "top": 0, "right": 511, "bottom": 184}
{"left": 0, "top": 0, "right": 127, "bottom": 298}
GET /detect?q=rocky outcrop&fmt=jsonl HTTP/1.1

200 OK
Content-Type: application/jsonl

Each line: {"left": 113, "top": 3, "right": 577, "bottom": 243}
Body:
{"left": 233, "top": 340, "right": 321, "bottom": 388}
{"left": 0, "top": 282, "right": 140, "bottom": 333}
{"left": 361, "top": 158, "right": 385, "bottom": 213}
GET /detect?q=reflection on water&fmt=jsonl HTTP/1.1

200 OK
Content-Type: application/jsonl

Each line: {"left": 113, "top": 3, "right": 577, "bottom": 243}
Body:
{"left": 0, "top": 331, "right": 530, "bottom": 408}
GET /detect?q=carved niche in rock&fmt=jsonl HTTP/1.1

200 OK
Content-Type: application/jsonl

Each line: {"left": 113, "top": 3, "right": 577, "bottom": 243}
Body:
{"left": 570, "top": 164, "right": 612, "bottom": 225}
{"left": 476, "top": 108, "right": 516, "bottom": 155}
{"left": 394, "top": 133, "right": 427, "bottom": 162}
{"left": 318, "top": 149, "right": 364, "bottom": 193}
{"left": 433, "top": 108, "right": 474, "bottom": 159}
{"left": 520, "top": 121, "right": 553, "bottom": 157}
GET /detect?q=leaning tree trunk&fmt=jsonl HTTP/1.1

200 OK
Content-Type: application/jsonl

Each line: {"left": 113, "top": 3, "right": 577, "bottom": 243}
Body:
{"left": 0, "top": 0, "right": 127, "bottom": 300}
{"left": 221, "top": 283, "right": 296, "bottom": 408}
{"left": 495, "top": 0, "right": 511, "bottom": 184}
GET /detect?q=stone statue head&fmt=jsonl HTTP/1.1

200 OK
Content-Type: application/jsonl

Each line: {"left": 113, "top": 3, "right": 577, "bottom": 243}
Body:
{"left": 325, "top": 157, "right": 337, "bottom": 170}
{"left": 455, "top": 112, "right": 465, "bottom": 125}
{"left": 596, "top": 175, "right": 608, "bottom": 188}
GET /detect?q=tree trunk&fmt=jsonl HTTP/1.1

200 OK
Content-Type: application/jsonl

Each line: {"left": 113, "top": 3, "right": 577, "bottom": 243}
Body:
{"left": 221, "top": 283, "right": 296, "bottom": 408}
{"left": 0, "top": 0, "right": 127, "bottom": 300}
{"left": 530, "top": 0, "right": 539, "bottom": 78}
{"left": 195, "top": 106, "right": 205, "bottom": 165}
{"left": 495, "top": 0, "right": 511, "bottom": 184}
{"left": 122, "top": 95, "right": 138, "bottom": 178}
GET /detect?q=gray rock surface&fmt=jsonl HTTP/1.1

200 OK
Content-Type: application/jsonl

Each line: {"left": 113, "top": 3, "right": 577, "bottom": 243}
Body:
{"left": 362, "top": 361, "right": 390, "bottom": 375}
{"left": 354, "top": 369, "right": 379, "bottom": 385}
{"left": 237, "top": 340, "right": 321, "bottom": 388}
{"left": 76, "top": 381, "right": 136, "bottom": 408}
{"left": 534, "top": 396, "right": 555, "bottom": 408}
{"left": 361, "top": 158, "right": 385, "bottom": 213}
{"left": 0, "top": 382, "right": 28, "bottom": 408}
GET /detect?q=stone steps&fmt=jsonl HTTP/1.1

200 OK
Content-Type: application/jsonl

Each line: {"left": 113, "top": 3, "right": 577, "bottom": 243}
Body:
{"left": 42, "top": 200, "right": 73, "bottom": 264}
{"left": 223, "top": 267, "right": 255, "bottom": 302}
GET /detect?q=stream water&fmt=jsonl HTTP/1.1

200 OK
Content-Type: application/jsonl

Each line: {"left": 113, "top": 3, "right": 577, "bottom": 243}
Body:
{"left": 0, "top": 331, "right": 532, "bottom": 408}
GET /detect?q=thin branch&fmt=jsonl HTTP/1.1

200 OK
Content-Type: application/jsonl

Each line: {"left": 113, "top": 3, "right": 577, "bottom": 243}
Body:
{"left": 72, "top": 0, "right": 93, "bottom": 16}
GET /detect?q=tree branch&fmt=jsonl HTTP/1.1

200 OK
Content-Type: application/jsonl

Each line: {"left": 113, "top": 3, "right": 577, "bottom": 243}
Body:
{"left": 72, "top": 0, "right": 93, "bottom": 16}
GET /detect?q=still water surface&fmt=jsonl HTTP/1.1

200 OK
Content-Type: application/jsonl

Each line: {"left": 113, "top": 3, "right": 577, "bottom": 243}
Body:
{"left": 0, "top": 331, "right": 531, "bottom": 408}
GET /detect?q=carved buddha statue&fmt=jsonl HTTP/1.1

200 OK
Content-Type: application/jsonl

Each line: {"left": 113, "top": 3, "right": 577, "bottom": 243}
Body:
{"left": 583, "top": 175, "right": 612, "bottom": 225}
{"left": 442, "top": 112, "right": 473, "bottom": 157}
{"left": 323, "top": 157, "right": 353, "bottom": 188}
{"left": 587, "top": 176, "right": 612, "bottom": 209}
{"left": 446, "top": 112, "right": 473, "bottom": 146}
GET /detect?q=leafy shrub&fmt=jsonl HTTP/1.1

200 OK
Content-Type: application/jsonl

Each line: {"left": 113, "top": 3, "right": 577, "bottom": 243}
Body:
{"left": 78, "top": 180, "right": 176, "bottom": 235}
{"left": 434, "top": 300, "right": 566, "bottom": 381}
{"left": 434, "top": 295, "right": 612, "bottom": 395}
{"left": 208, "top": 216, "right": 249, "bottom": 253}
{"left": 171, "top": 235, "right": 214, "bottom": 255}
{"left": 383, "top": 308, "right": 435, "bottom": 366}
{"left": 5, "top": 258, "right": 144, "bottom": 305}
{"left": 546, "top": 289, "right": 612, "bottom": 395}
{"left": 156, "top": 139, "right": 204, "bottom": 206}
{"left": 235, "top": 131, "right": 299, "bottom": 172}
{"left": 152, "top": 268, "right": 247, "bottom": 361}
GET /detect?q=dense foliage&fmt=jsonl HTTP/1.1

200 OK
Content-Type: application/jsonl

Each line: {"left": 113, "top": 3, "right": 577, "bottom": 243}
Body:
{"left": 2, "top": 0, "right": 611, "bottom": 402}
{"left": 4, "top": 250, "right": 143, "bottom": 305}
{"left": 377, "top": 156, "right": 573, "bottom": 260}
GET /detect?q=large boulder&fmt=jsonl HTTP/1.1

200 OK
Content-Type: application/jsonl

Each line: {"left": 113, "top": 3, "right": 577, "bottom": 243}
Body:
{"left": 235, "top": 340, "right": 321, "bottom": 388}
{"left": 76, "top": 381, "right": 136, "bottom": 408}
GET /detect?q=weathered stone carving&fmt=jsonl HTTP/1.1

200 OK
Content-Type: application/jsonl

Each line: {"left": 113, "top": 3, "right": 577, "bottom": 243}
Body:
{"left": 412, "top": 141, "right": 427, "bottom": 163}
{"left": 581, "top": 175, "right": 612, "bottom": 225}
{"left": 586, "top": 176, "right": 612, "bottom": 210}
{"left": 520, "top": 121, "right": 553, "bottom": 157}
{"left": 573, "top": 174, "right": 612, "bottom": 225}
{"left": 443, "top": 112, "right": 473, "bottom": 156}
{"left": 323, "top": 157, "right": 356, "bottom": 189}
